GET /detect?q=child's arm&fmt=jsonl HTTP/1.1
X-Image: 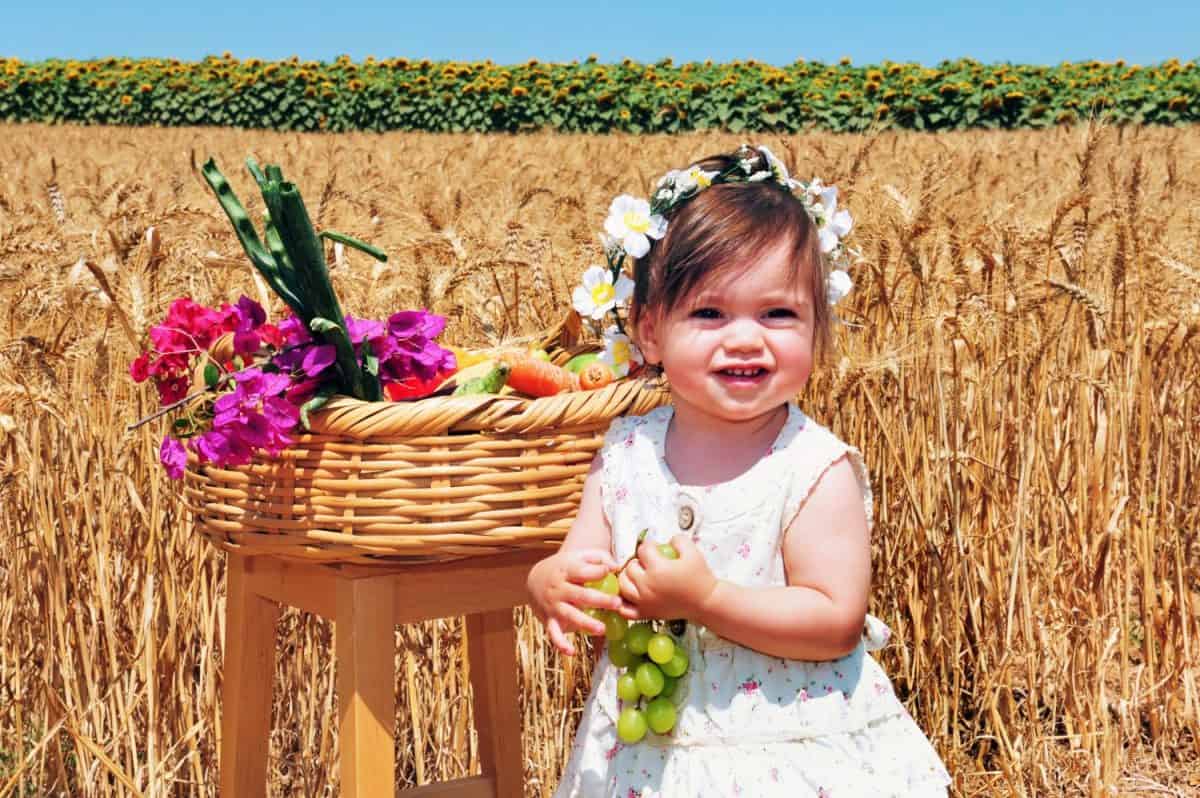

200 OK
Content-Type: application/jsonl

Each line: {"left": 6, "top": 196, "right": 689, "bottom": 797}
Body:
{"left": 619, "top": 455, "right": 870, "bottom": 661}
{"left": 526, "top": 453, "right": 625, "bottom": 656}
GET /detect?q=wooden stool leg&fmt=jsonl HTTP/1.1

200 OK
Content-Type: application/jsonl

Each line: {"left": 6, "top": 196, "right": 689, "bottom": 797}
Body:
{"left": 466, "top": 609, "right": 522, "bottom": 798}
{"left": 336, "top": 575, "right": 396, "bottom": 797}
{"left": 220, "top": 554, "right": 281, "bottom": 798}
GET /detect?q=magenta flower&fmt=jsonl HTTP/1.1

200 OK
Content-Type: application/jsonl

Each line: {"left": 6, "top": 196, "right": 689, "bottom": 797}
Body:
{"left": 160, "top": 435, "right": 188, "bottom": 480}
{"left": 380, "top": 309, "right": 456, "bottom": 382}
{"left": 232, "top": 295, "right": 268, "bottom": 355}
{"left": 191, "top": 367, "right": 300, "bottom": 468}
{"left": 300, "top": 344, "right": 337, "bottom": 377}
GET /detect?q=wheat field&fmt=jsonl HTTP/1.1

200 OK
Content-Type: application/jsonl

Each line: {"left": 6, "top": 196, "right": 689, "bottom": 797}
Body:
{"left": 0, "top": 122, "right": 1198, "bottom": 797}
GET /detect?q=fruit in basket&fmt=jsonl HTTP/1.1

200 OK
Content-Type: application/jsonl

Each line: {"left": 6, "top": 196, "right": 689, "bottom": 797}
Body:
{"left": 499, "top": 350, "right": 580, "bottom": 397}
{"left": 384, "top": 369, "right": 455, "bottom": 401}
{"left": 452, "top": 363, "right": 510, "bottom": 396}
{"left": 446, "top": 345, "right": 492, "bottom": 369}
{"left": 579, "top": 361, "right": 614, "bottom": 391}
{"left": 564, "top": 352, "right": 601, "bottom": 374}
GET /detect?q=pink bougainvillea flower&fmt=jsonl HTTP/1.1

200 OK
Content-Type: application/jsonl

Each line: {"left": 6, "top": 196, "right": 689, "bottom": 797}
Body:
{"left": 160, "top": 435, "right": 188, "bottom": 480}
{"left": 130, "top": 352, "right": 151, "bottom": 383}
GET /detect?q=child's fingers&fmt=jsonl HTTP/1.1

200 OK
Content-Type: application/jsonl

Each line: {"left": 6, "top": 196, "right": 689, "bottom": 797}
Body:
{"left": 546, "top": 617, "right": 576, "bottom": 656}
{"left": 615, "top": 602, "right": 642, "bottom": 621}
{"left": 558, "top": 601, "right": 607, "bottom": 637}
{"left": 636, "top": 540, "right": 662, "bottom": 569}
{"left": 669, "top": 534, "right": 699, "bottom": 557}
{"left": 562, "top": 583, "right": 622, "bottom": 612}
{"left": 577, "top": 548, "right": 619, "bottom": 571}
{"left": 566, "top": 558, "right": 616, "bottom": 584}
{"left": 618, "top": 562, "right": 643, "bottom": 604}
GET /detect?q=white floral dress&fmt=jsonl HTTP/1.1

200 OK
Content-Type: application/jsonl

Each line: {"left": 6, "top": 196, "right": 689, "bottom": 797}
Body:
{"left": 554, "top": 401, "right": 952, "bottom": 797}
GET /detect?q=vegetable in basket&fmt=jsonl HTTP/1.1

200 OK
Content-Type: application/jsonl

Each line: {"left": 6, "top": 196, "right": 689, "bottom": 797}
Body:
{"left": 128, "top": 157, "right": 459, "bottom": 477}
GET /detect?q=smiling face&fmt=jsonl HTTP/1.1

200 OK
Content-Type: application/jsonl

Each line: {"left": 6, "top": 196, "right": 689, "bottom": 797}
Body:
{"left": 635, "top": 233, "right": 816, "bottom": 427}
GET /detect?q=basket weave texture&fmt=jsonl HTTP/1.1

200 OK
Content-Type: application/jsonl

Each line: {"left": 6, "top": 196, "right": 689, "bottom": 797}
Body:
{"left": 183, "top": 320, "right": 670, "bottom": 564}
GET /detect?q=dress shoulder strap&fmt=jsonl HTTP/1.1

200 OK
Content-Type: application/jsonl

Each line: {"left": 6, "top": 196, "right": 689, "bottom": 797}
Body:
{"left": 779, "top": 416, "right": 874, "bottom": 535}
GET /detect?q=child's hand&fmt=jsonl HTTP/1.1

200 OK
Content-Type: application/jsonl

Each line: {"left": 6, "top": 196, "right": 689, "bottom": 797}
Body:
{"left": 618, "top": 535, "right": 718, "bottom": 621}
{"left": 526, "top": 548, "right": 624, "bottom": 656}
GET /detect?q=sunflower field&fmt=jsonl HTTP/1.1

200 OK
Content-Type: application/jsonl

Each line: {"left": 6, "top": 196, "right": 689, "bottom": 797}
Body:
{"left": 0, "top": 53, "right": 1196, "bottom": 133}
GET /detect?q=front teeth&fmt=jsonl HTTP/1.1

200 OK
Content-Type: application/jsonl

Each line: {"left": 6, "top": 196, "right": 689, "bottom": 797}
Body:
{"left": 725, "top": 368, "right": 760, "bottom": 376}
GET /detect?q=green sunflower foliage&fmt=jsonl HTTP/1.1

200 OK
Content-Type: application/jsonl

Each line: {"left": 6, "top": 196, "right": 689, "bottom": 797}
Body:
{"left": 1, "top": 55, "right": 1195, "bottom": 133}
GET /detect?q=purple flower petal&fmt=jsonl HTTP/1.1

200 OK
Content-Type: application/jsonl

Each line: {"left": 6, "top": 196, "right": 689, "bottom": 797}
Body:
{"left": 285, "top": 376, "right": 323, "bottom": 405}
{"left": 263, "top": 396, "right": 300, "bottom": 430}
{"left": 301, "top": 345, "right": 337, "bottom": 378}
{"left": 233, "top": 329, "right": 261, "bottom": 356}
{"left": 345, "top": 315, "right": 385, "bottom": 344}
{"left": 386, "top": 310, "right": 420, "bottom": 339}
{"left": 160, "top": 435, "right": 187, "bottom": 480}
{"left": 191, "top": 429, "right": 231, "bottom": 465}
{"left": 278, "top": 314, "right": 312, "bottom": 346}
{"left": 235, "top": 295, "right": 267, "bottom": 329}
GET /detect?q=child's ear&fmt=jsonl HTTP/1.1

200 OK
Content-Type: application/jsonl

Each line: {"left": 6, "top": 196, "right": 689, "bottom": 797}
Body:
{"left": 634, "top": 308, "right": 662, "bottom": 366}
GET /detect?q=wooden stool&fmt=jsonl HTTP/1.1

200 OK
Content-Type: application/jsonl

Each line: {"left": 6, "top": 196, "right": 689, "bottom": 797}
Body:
{"left": 219, "top": 549, "right": 542, "bottom": 797}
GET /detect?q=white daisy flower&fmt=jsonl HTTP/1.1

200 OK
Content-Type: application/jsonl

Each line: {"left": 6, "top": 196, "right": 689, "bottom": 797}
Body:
{"left": 815, "top": 185, "right": 853, "bottom": 254}
{"left": 604, "top": 195, "right": 667, "bottom": 259}
{"left": 572, "top": 266, "right": 634, "bottom": 320}
{"left": 598, "top": 325, "right": 643, "bottom": 378}
{"left": 677, "top": 165, "right": 718, "bottom": 193}
{"left": 747, "top": 170, "right": 772, "bottom": 182}
{"left": 827, "top": 269, "right": 853, "bottom": 306}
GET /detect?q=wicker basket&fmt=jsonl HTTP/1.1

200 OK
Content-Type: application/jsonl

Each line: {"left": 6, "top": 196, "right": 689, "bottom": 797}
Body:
{"left": 182, "top": 316, "right": 671, "bottom": 564}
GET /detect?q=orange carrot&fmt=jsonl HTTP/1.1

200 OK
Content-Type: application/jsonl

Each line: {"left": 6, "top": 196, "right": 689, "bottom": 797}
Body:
{"left": 579, "top": 361, "right": 614, "bottom": 391}
{"left": 499, "top": 350, "right": 579, "bottom": 396}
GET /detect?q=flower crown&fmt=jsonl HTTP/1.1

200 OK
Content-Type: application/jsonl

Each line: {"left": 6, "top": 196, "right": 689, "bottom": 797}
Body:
{"left": 571, "top": 144, "right": 855, "bottom": 378}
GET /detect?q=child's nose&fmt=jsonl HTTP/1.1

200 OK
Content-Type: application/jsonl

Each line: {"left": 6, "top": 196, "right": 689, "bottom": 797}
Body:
{"left": 723, "top": 318, "right": 764, "bottom": 351}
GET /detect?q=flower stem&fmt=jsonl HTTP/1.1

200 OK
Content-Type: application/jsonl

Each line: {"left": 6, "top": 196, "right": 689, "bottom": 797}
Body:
{"left": 126, "top": 375, "right": 230, "bottom": 432}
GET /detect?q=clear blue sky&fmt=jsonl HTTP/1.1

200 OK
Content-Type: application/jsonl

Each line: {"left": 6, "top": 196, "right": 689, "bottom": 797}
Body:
{"left": 2, "top": 1, "right": 1197, "bottom": 67}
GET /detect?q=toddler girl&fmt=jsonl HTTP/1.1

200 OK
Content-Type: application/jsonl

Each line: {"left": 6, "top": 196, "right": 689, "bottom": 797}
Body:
{"left": 527, "top": 144, "right": 951, "bottom": 796}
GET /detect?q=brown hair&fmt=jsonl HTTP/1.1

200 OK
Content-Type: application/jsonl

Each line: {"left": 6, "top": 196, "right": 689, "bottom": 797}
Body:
{"left": 628, "top": 148, "right": 832, "bottom": 365}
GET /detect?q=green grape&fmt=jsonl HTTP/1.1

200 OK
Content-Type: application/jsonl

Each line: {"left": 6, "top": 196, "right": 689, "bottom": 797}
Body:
{"left": 635, "top": 661, "right": 666, "bottom": 697}
{"left": 662, "top": 648, "right": 689, "bottom": 678}
{"left": 625, "top": 623, "right": 654, "bottom": 655}
{"left": 616, "top": 672, "right": 641, "bottom": 703}
{"left": 660, "top": 674, "right": 679, "bottom": 698}
{"left": 645, "top": 696, "right": 677, "bottom": 734}
{"left": 617, "top": 707, "right": 648, "bottom": 743}
{"left": 647, "top": 633, "right": 675, "bottom": 664}
{"left": 584, "top": 572, "right": 619, "bottom": 596}
{"left": 603, "top": 613, "right": 628, "bottom": 641}
{"left": 583, "top": 607, "right": 605, "bottom": 622}
{"left": 607, "top": 638, "right": 635, "bottom": 668}
{"left": 657, "top": 543, "right": 679, "bottom": 560}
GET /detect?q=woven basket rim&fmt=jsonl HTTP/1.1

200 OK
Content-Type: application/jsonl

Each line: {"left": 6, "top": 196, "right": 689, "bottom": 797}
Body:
{"left": 305, "top": 372, "right": 670, "bottom": 439}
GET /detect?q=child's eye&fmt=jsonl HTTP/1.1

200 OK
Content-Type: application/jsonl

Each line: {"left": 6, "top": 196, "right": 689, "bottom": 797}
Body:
{"left": 766, "top": 308, "right": 797, "bottom": 318}
{"left": 690, "top": 308, "right": 721, "bottom": 319}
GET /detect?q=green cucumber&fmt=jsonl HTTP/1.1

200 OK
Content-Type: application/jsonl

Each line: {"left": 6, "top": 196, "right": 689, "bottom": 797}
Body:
{"left": 452, "top": 363, "right": 510, "bottom": 396}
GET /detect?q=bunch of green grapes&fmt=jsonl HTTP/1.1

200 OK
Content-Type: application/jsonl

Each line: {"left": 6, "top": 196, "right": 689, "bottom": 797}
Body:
{"left": 585, "top": 543, "right": 691, "bottom": 743}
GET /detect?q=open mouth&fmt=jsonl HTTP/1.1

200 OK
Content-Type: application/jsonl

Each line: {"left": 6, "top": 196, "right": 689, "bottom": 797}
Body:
{"left": 715, "top": 367, "right": 768, "bottom": 383}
